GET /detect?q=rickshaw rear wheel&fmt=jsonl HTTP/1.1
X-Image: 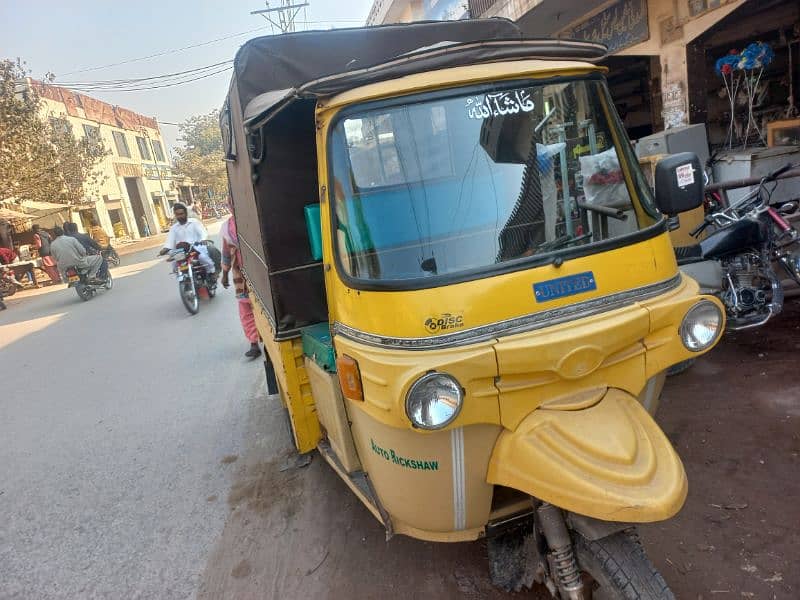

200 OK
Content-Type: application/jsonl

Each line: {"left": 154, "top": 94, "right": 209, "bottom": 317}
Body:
{"left": 574, "top": 529, "right": 674, "bottom": 600}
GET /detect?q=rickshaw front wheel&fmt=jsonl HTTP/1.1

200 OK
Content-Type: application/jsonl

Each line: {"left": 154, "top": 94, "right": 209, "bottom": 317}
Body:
{"left": 574, "top": 529, "right": 674, "bottom": 600}
{"left": 488, "top": 527, "right": 674, "bottom": 599}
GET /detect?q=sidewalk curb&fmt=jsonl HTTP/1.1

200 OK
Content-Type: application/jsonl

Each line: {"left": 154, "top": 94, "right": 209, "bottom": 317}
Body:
{"left": 115, "top": 235, "right": 168, "bottom": 257}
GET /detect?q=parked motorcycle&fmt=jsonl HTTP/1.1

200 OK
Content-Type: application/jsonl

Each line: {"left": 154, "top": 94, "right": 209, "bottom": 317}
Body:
{"left": 0, "top": 266, "right": 23, "bottom": 297}
{"left": 167, "top": 244, "right": 217, "bottom": 315}
{"left": 65, "top": 265, "right": 113, "bottom": 301}
{"left": 676, "top": 163, "right": 800, "bottom": 330}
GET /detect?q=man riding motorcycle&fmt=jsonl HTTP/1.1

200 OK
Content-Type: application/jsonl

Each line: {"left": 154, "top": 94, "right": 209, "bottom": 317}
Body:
{"left": 50, "top": 226, "right": 105, "bottom": 282}
{"left": 64, "top": 222, "right": 109, "bottom": 279}
{"left": 158, "top": 203, "right": 218, "bottom": 277}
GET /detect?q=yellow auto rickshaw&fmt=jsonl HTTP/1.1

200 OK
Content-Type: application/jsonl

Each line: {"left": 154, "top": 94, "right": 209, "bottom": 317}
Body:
{"left": 222, "top": 19, "right": 724, "bottom": 598}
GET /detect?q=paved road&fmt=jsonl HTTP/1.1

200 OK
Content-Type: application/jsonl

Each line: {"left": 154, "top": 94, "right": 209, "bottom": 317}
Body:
{"left": 0, "top": 222, "right": 266, "bottom": 599}
{"left": 2, "top": 222, "right": 797, "bottom": 599}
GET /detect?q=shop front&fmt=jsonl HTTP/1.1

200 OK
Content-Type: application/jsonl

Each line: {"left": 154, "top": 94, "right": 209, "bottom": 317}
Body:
{"left": 471, "top": 0, "right": 799, "bottom": 192}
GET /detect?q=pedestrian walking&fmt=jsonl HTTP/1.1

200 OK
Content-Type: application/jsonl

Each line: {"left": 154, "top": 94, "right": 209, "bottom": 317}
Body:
{"left": 32, "top": 224, "right": 61, "bottom": 284}
{"left": 220, "top": 213, "right": 261, "bottom": 358}
{"left": 140, "top": 217, "right": 151, "bottom": 237}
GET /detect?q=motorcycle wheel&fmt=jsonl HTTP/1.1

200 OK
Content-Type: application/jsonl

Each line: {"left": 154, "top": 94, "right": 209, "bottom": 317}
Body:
{"left": 179, "top": 279, "right": 199, "bottom": 315}
{"left": 0, "top": 280, "right": 17, "bottom": 297}
{"left": 75, "top": 284, "right": 92, "bottom": 301}
{"left": 103, "top": 272, "right": 113, "bottom": 290}
{"left": 574, "top": 530, "right": 674, "bottom": 600}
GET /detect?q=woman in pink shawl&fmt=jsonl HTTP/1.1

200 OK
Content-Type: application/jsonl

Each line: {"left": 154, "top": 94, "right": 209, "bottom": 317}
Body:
{"left": 220, "top": 213, "right": 261, "bottom": 358}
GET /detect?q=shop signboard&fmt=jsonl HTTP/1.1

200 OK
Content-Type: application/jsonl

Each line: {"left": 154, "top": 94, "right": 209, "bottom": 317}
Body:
{"left": 562, "top": 0, "right": 649, "bottom": 54}
{"left": 143, "top": 164, "right": 173, "bottom": 180}
{"left": 688, "top": 0, "right": 735, "bottom": 18}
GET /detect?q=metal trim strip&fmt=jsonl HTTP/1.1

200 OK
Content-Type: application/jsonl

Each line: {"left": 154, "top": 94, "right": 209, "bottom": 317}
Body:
{"left": 451, "top": 427, "right": 466, "bottom": 531}
{"left": 333, "top": 274, "right": 682, "bottom": 350}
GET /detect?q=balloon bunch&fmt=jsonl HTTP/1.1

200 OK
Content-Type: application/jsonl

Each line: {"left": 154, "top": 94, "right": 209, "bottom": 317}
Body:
{"left": 715, "top": 42, "right": 775, "bottom": 148}
{"left": 738, "top": 42, "right": 775, "bottom": 70}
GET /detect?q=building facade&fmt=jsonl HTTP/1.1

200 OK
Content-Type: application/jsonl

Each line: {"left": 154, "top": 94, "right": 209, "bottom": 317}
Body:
{"left": 366, "top": 0, "right": 467, "bottom": 25}
{"left": 366, "top": 0, "right": 800, "bottom": 147}
{"left": 34, "top": 82, "right": 180, "bottom": 240}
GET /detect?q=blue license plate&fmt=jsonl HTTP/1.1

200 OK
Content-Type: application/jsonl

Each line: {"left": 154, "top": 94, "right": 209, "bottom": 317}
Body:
{"left": 533, "top": 272, "right": 597, "bottom": 303}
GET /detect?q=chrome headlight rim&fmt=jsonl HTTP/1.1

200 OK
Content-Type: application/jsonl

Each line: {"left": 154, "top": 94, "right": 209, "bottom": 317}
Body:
{"left": 405, "top": 371, "right": 464, "bottom": 431}
{"left": 680, "top": 300, "right": 723, "bottom": 353}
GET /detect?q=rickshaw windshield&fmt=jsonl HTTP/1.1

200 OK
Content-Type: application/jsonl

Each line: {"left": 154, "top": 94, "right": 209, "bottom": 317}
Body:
{"left": 329, "top": 77, "right": 659, "bottom": 286}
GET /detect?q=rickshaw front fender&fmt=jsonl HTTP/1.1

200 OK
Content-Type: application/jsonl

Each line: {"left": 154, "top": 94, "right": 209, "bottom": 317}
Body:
{"left": 487, "top": 388, "right": 687, "bottom": 523}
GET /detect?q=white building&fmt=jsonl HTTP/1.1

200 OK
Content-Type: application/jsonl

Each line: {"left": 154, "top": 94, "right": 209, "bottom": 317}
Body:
{"left": 35, "top": 82, "right": 180, "bottom": 239}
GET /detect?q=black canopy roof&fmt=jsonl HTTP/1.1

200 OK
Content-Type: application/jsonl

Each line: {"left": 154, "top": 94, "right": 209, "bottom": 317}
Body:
{"left": 229, "top": 19, "right": 607, "bottom": 131}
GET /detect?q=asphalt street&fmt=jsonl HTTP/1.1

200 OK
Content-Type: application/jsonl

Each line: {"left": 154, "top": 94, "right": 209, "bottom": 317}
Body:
{"left": 1, "top": 221, "right": 797, "bottom": 599}
{"left": 0, "top": 222, "right": 266, "bottom": 599}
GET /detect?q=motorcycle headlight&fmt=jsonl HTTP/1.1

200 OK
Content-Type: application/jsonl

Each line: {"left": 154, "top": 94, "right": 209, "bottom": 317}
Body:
{"left": 405, "top": 372, "right": 463, "bottom": 430}
{"left": 680, "top": 301, "right": 723, "bottom": 352}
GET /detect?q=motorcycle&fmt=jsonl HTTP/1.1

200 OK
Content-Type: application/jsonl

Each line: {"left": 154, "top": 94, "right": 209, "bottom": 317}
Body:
{"left": 65, "top": 265, "right": 113, "bottom": 301}
{"left": 0, "top": 266, "right": 23, "bottom": 297}
{"left": 676, "top": 163, "right": 800, "bottom": 330}
{"left": 167, "top": 243, "right": 217, "bottom": 315}
{"left": 101, "top": 245, "right": 120, "bottom": 267}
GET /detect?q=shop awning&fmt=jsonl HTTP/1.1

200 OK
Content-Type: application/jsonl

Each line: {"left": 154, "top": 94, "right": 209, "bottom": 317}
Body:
{"left": 20, "top": 200, "right": 72, "bottom": 212}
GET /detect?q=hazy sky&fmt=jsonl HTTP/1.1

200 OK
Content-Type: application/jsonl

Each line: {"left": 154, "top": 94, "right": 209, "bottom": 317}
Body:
{"left": 0, "top": 0, "right": 374, "bottom": 153}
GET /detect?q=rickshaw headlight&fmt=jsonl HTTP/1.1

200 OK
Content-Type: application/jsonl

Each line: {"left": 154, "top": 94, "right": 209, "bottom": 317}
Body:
{"left": 680, "top": 301, "right": 722, "bottom": 352}
{"left": 405, "top": 372, "right": 463, "bottom": 430}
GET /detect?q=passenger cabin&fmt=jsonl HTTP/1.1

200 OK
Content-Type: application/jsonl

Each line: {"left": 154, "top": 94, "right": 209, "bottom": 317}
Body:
{"left": 222, "top": 19, "right": 606, "bottom": 340}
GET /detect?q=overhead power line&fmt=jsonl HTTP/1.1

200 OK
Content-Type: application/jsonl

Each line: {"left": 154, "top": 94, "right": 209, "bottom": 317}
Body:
{"left": 57, "top": 17, "right": 363, "bottom": 79}
{"left": 58, "top": 61, "right": 232, "bottom": 87}
{"left": 59, "top": 26, "right": 270, "bottom": 76}
{"left": 60, "top": 67, "right": 234, "bottom": 93}
{"left": 53, "top": 60, "right": 233, "bottom": 93}
{"left": 252, "top": 1, "right": 308, "bottom": 34}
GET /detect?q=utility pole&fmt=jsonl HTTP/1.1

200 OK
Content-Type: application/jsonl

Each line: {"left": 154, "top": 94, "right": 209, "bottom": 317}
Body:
{"left": 251, "top": 1, "right": 309, "bottom": 34}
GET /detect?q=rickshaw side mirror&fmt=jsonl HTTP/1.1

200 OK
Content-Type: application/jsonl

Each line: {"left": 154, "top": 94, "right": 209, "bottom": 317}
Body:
{"left": 654, "top": 152, "right": 704, "bottom": 216}
{"left": 304, "top": 203, "right": 323, "bottom": 261}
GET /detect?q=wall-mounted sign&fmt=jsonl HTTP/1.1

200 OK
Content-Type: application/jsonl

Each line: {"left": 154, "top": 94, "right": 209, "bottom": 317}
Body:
{"left": 143, "top": 164, "right": 173, "bottom": 180}
{"left": 662, "top": 82, "right": 687, "bottom": 129}
{"left": 688, "top": 0, "right": 732, "bottom": 18}
{"left": 113, "top": 162, "right": 143, "bottom": 178}
{"left": 143, "top": 164, "right": 159, "bottom": 180}
{"left": 562, "top": 0, "right": 649, "bottom": 54}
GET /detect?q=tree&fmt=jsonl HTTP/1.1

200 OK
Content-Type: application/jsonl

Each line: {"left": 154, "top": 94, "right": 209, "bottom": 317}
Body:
{"left": 47, "top": 116, "right": 109, "bottom": 204}
{"left": 0, "top": 58, "right": 108, "bottom": 205}
{"left": 173, "top": 110, "right": 227, "bottom": 199}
